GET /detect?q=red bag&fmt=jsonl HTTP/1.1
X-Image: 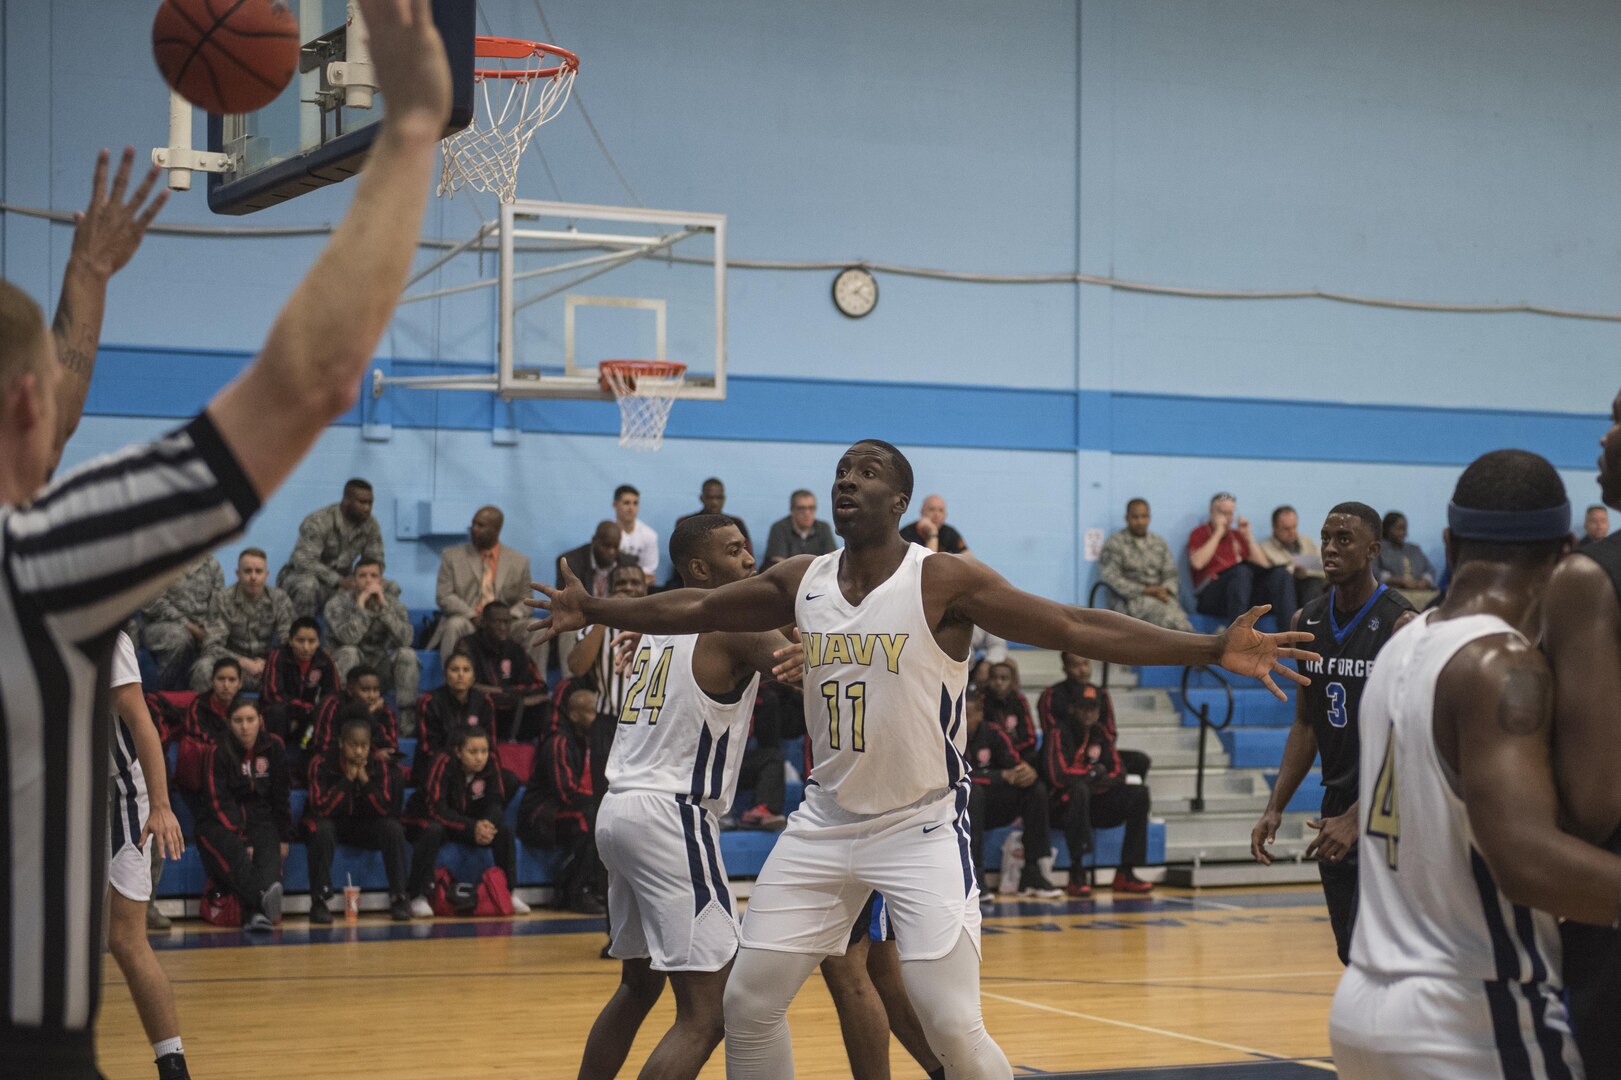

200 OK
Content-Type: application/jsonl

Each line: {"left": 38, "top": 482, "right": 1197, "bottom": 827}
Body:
{"left": 199, "top": 884, "right": 241, "bottom": 927}
{"left": 429, "top": 866, "right": 478, "bottom": 917}
{"left": 474, "top": 865, "right": 513, "bottom": 917}
{"left": 173, "top": 736, "right": 211, "bottom": 793}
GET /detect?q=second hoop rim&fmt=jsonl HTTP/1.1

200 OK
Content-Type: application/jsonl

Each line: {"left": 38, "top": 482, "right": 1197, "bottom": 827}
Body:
{"left": 473, "top": 35, "right": 580, "bottom": 81}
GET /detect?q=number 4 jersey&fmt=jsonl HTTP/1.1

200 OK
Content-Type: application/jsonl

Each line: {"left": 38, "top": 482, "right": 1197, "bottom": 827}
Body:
{"left": 604, "top": 633, "right": 762, "bottom": 817}
{"left": 1298, "top": 585, "right": 1416, "bottom": 818}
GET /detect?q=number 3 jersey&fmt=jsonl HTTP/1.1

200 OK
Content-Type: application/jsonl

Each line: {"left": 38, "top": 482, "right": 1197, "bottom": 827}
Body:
{"left": 1298, "top": 585, "right": 1416, "bottom": 817}
{"left": 604, "top": 632, "right": 762, "bottom": 817}
{"left": 796, "top": 544, "right": 971, "bottom": 816}
{"left": 1352, "top": 611, "right": 1562, "bottom": 984}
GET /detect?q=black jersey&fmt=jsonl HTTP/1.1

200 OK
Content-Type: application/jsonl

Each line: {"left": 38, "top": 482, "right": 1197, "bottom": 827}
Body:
{"left": 1298, "top": 584, "right": 1416, "bottom": 816}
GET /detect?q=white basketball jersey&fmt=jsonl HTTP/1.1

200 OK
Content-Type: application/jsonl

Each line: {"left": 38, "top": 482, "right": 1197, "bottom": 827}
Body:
{"left": 108, "top": 632, "right": 145, "bottom": 790}
{"left": 796, "top": 545, "right": 970, "bottom": 815}
{"left": 605, "top": 632, "right": 761, "bottom": 817}
{"left": 1351, "top": 610, "right": 1562, "bottom": 986}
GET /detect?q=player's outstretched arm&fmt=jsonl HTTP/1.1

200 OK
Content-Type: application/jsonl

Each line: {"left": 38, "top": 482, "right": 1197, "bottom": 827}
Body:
{"left": 206, "top": 0, "right": 450, "bottom": 500}
{"left": 1443, "top": 636, "right": 1621, "bottom": 926}
{"left": 529, "top": 556, "right": 810, "bottom": 644}
{"left": 1542, "top": 555, "right": 1621, "bottom": 845}
{"left": 934, "top": 556, "right": 1319, "bottom": 701}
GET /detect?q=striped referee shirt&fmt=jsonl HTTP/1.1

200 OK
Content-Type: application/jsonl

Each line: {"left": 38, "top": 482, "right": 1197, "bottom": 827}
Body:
{"left": 0, "top": 412, "right": 259, "bottom": 1063}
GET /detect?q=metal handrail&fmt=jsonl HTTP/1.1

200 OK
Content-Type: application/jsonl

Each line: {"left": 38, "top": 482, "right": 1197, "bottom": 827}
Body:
{"left": 1085, "top": 580, "right": 1125, "bottom": 690}
{"left": 1177, "top": 665, "right": 1235, "bottom": 813}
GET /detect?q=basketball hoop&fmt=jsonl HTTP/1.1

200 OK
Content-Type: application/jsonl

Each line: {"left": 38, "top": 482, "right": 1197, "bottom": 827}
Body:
{"left": 437, "top": 37, "right": 578, "bottom": 203}
{"left": 599, "top": 360, "right": 687, "bottom": 452}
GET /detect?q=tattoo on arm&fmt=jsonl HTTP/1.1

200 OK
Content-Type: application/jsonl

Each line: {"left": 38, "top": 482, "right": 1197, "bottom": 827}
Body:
{"left": 1497, "top": 653, "right": 1552, "bottom": 736}
{"left": 51, "top": 311, "right": 94, "bottom": 382}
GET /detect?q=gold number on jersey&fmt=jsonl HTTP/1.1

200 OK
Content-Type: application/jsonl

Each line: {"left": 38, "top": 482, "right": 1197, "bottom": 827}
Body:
{"left": 1366, "top": 733, "right": 1401, "bottom": 869}
{"left": 820, "top": 679, "right": 868, "bottom": 752}
{"left": 619, "top": 646, "right": 675, "bottom": 726}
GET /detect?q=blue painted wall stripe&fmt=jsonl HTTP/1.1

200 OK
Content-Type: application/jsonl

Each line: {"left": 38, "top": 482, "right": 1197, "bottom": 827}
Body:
{"left": 88, "top": 345, "right": 1606, "bottom": 466}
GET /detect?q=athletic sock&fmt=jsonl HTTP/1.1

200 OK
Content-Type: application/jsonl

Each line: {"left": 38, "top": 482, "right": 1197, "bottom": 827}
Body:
{"left": 152, "top": 1038, "right": 183, "bottom": 1059}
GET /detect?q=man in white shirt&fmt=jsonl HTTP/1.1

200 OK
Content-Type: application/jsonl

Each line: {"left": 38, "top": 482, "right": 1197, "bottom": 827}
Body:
{"left": 1259, "top": 505, "right": 1327, "bottom": 610}
{"left": 614, "top": 484, "right": 660, "bottom": 584}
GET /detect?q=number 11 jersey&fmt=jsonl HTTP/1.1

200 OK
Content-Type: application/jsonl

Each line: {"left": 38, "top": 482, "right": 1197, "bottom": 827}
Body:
{"left": 796, "top": 544, "right": 971, "bottom": 816}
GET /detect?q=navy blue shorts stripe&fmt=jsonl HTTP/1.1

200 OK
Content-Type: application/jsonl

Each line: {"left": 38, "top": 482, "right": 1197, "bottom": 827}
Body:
{"left": 951, "top": 780, "right": 973, "bottom": 898}
{"left": 112, "top": 722, "right": 141, "bottom": 848}
{"left": 688, "top": 727, "right": 713, "bottom": 803}
{"left": 1521, "top": 981, "right": 1575, "bottom": 1080}
{"left": 695, "top": 807, "right": 731, "bottom": 915}
{"left": 676, "top": 797, "right": 712, "bottom": 916}
{"left": 1470, "top": 848, "right": 1522, "bottom": 982}
{"left": 1484, "top": 979, "right": 1535, "bottom": 1080}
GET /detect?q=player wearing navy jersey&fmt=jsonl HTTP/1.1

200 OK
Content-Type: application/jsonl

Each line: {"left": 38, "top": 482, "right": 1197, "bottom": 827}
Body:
{"left": 1330, "top": 451, "right": 1621, "bottom": 1078}
{"left": 1251, "top": 502, "right": 1416, "bottom": 963}
{"left": 1543, "top": 385, "right": 1621, "bottom": 1074}
{"left": 534, "top": 440, "right": 1316, "bottom": 1079}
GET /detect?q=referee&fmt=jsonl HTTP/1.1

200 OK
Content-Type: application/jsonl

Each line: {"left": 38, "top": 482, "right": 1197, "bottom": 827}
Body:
{"left": 0, "top": 3, "right": 452, "bottom": 1075}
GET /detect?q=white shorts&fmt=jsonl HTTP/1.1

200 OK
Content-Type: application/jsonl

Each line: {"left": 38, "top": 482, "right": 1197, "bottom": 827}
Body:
{"left": 1330, "top": 965, "right": 1583, "bottom": 1079}
{"left": 106, "top": 761, "right": 153, "bottom": 904}
{"left": 596, "top": 790, "right": 740, "bottom": 973}
{"left": 739, "top": 782, "right": 980, "bottom": 963}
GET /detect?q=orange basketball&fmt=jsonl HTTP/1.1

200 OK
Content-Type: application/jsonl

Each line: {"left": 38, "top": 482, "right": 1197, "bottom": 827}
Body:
{"left": 152, "top": 0, "right": 301, "bottom": 115}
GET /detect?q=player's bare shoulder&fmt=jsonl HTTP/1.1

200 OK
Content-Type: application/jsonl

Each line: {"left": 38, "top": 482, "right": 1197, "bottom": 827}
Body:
{"left": 1546, "top": 549, "right": 1620, "bottom": 628}
{"left": 1438, "top": 631, "right": 1552, "bottom": 738}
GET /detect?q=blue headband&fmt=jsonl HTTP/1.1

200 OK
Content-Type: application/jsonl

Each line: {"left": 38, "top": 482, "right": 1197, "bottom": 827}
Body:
{"left": 1446, "top": 501, "right": 1571, "bottom": 542}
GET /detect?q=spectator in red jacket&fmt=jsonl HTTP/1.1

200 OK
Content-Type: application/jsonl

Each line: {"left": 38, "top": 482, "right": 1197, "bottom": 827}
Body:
{"left": 966, "top": 694, "right": 1060, "bottom": 900}
{"left": 303, "top": 710, "right": 412, "bottom": 923}
{"left": 1040, "top": 680, "right": 1152, "bottom": 898}
{"left": 260, "top": 616, "right": 338, "bottom": 752}
{"left": 519, "top": 684, "right": 600, "bottom": 914}
{"left": 405, "top": 726, "right": 527, "bottom": 916}
{"left": 982, "top": 660, "right": 1037, "bottom": 766}
{"left": 308, "top": 664, "right": 398, "bottom": 763}
{"left": 194, "top": 698, "right": 293, "bottom": 932}
{"left": 1040, "top": 654, "right": 1152, "bottom": 781}
{"left": 412, "top": 648, "right": 496, "bottom": 789}
{"left": 467, "top": 601, "right": 548, "bottom": 741}
{"left": 182, "top": 657, "right": 240, "bottom": 745}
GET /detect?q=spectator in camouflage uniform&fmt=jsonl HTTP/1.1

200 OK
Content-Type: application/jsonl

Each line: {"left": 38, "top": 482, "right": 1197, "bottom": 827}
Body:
{"left": 140, "top": 552, "right": 223, "bottom": 689}
{"left": 1097, "top": 498, "right": 1193, "bottom": 632}
{"left": 277, "top": 478, "right": 387, "bottom": 618}
{"left": 324, "top": 557, "right": 420, "bottom": 731}
{"left": 191, "top": 548, "right": 295, "bottom": 692}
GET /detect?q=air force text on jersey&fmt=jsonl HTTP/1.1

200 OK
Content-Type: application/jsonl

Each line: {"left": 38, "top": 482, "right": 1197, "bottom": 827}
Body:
{"left": 1304, "top": 656, "right": 1378, "bottom": 679}
{"left": 802, "top": 632, "right": 910, "bottom": 673}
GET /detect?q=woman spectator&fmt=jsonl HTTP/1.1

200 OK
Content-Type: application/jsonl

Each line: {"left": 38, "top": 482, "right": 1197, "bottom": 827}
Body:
{"left": 181, "top": 657, "right": 240, "bottom": 745}
{"left": 412, "top": 649, "right": 495, "bottom": 789}
{"left": 195, "top": 698, "right": 294, "bottom": 932}
{"left": 308, "top": 664, "right": 399, "bottom": 763}
{"left": 518, "top": 684, "right": 601, "bottom": 914}
{"left": 404, "top": 727, "right": 528, "bottom": 917}
{"left": 1374, "top": 511, "right": 1436, "bottom": 589}
{"left": 303, "top": 710, "right": 413, "bottom": 923}
{"left": 260, "top": 616, "right": 339, "bottom": 753}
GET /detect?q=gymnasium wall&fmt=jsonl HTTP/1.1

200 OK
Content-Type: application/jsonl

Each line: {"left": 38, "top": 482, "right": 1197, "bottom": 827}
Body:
{"left": 3, "top": 0, "right": 1614, "bottom": 612}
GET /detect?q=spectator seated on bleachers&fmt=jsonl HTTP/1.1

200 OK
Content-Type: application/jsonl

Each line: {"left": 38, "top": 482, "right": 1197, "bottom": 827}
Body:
{"left": 138, "top": 552, "right": 222, "bottom": 690}
{"left": 189, "top": 548, "right": 293, "bottom": 694}
{"left": 1041, "top": 681, "right": 1152, "bottom": 898}
{"left": 518, "top": 684, "right": 601, "bottom": 915}
{"left": 428, "top": 504, "right": 533, "bottom": 657}
{"left": 413, "top": 648, "right": 496, "bottom": 789}
{"left": 728, "top": 679, "right": 790, "bottom": 831}
{"left": 303, "top": 711, "right": 413, "bottom": 923}
{"left": 1097, "top": 498, "right": 1193, "bottom": 632}
{"left": 982, "top": 660, "right": 1037, "bottom": 767}
{"left": 466, "top": 601, "right": 548, "bottom": 741}
{"left": 324, "top": 557, "right": 420, "bottom": 733}
{"left": 612, "top": 483, "right": 660, "bottom": 585}
{"left": 1374, "top": 511, "right": 1436, "bottom": 591}
{"left": 404, "top": 727, "right": 528, "bottom": 917}
{"left": 195, "top": 698, "right": 294, "bottom": 932}
{"left": 762, "top": 489, "right": 836, "bottom": 568}
{"left": 1188, "top": 492, "right": 1296, "bottom": 628}
{"left": 174, "top": 657, "right": 241, "bottom": 793}
{"left": 1259, "top": 506, "right": 1327, "bottom": 611}
{"left": 1040, "top": 654, "right": 1152, "bottom": 781}
{"left": 276, "top": 478, "right": 387, "bottom": 620}
{"left": 966, "top": 694, "right": 1060, "bottom": 900}
{"left": 259, "top": 616, "right": 338, "bottom": 753}
{"left": 555, "top": 520, "right": 643, "bottom": 674}
{"left": 309, "top": 665, "right": 399, "bottom": 764}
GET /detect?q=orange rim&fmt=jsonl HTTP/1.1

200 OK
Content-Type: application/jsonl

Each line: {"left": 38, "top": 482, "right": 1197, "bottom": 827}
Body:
{"left": 473, "top": 36, "right": 580, "bottom": 81}
{"left": 599, "top": 360, "right": 687, "bottom": 393}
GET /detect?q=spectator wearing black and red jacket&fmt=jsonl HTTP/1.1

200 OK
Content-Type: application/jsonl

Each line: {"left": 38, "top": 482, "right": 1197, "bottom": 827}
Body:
{"left": 965, "top": 694, "right": 1060, "bottom": 900}
{"left": 983, "top": 660, "right": 1037, "bottom": 766}
{"left": 182, "top": 657, "right": 240, "bottom": 745}
{"left": 404, "top": 727, "right": 528, "bottom": 914}
{"left": 518, "top": 684, "right": 599, "bottom": 913}
{"left": 303, "top": 708, "right": 412, "bottom": 923}
{"left": 1039, "top": 654, "right": 1151, "bottom": 781}
{"left": 1039, "top": 670, "right": 1152, "bottom": 898}
{"left": 260, "top": 617, "right": 338, "bottom": 752}
{"left": 466, "top": 602, "right": 548, "bottom": 741}
{"left": 412, "top": 648, "right": 496, "bottom": 789}
{"left": 194, "top": 698, "right": 294, "bottom": 932}
{"left": 307, "top": 664, "right": 398, "bottom": 763}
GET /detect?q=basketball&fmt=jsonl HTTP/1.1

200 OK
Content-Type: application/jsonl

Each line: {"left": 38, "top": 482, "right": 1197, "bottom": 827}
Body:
{"left": 152, "top": 0, "right": 300, "bottom": 115}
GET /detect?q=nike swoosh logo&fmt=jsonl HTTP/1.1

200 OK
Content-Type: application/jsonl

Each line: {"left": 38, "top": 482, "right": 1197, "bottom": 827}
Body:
{"left": 805, "top": 593, "right": 823, "bottom": 601}
{"left": 1304, "top": 618, "right": 1322, "bottom": 626}
{"left": 922, "top": 822, "right": 948, "bottom": 834}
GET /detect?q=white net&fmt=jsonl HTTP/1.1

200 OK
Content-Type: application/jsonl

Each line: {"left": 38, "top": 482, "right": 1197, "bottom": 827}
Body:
{"left": 601, "top": 364, "right": 686, "bottom": 452}
{"left": 438, "top": 55, "right": 576, "bottom": 203}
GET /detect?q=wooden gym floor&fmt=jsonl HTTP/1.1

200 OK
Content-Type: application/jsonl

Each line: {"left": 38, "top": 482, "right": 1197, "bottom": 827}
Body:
{"left": 95, "top": 885, "right": 1340, "bottom": 1078}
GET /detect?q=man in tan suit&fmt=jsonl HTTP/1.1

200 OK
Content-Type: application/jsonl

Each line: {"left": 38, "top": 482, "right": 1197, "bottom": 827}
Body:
{"left": 430, "top": 506, "right": 533, "bottom": 656}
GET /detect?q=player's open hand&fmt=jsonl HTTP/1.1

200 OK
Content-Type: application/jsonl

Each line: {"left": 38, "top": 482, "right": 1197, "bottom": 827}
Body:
{"left": 526, "top": 560, "right": 591, "bottom": 647}
{"left": 142, "top": 803, "right": 185, "bottom": 861}
{"left": 71, "top": 147, "right": 167, "bottom": 282}
{"left": 1249, "top": 810, "right": 1281, "bottom": 866}
{"left": 356, "top": 0, "right": 451, "bottom": 134}
{"left": 1217, "top": 606, "right": 1320, "bottom": 701}
{"left": 772, "top": 628, "right": 805, "bottom": 685}
{"left": 611, "top": 631, "right": 642, "bottom": 675}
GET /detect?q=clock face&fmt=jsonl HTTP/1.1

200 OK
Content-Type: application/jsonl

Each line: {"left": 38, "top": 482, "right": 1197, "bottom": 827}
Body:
{"left": 833, "top": 267, "right": 878, "bottom": 318}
